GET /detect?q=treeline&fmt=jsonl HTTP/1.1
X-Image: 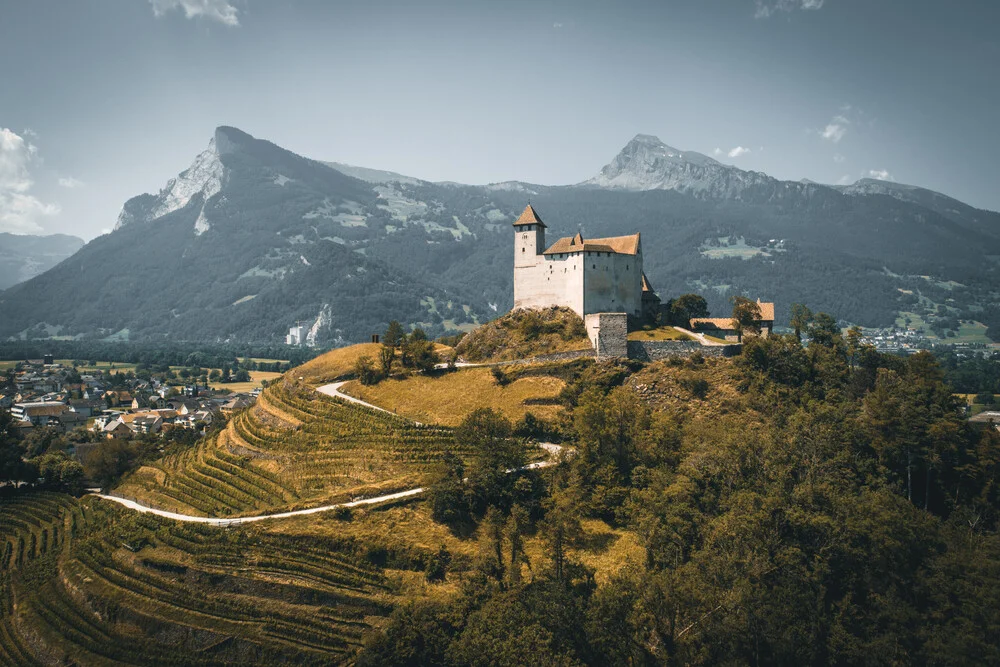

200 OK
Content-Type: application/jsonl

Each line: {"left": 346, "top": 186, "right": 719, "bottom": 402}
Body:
{"left": 935, "top": 348, "right": 1000, "bottom": 394}
{"left": 360, "top": 313, "right": 1000, "bottom": 665}
{"left": 0, "top": 340, "right": 316, "bottom": 369}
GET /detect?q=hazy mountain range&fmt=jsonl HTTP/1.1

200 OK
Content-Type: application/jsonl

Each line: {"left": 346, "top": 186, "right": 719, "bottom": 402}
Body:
{"left": 1, "top": 127, "right": 996, "bottom": 345}
{"left": 0, "top": 233, "right": 84, "bottom": 291}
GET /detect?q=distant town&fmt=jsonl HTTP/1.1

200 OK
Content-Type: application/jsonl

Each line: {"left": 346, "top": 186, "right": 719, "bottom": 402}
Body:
{"left": 1, "top": 356, "right": 279, "bottom": 444}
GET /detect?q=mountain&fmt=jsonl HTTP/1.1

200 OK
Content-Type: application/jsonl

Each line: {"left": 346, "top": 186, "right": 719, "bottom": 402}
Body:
{"left": 582, "top": 134, "right": 778, "bottom": 198}
{"left": 0, "top": 127, "right": 490, "bottom": 344}
{"left": 1, "top": 129, "right": 997, "bottom": 345}
{"left": 0, "top": 232, "right": 84, "bottom": 290}
{"left": 836, "top": 177, "right": 1000, "bottom": 239}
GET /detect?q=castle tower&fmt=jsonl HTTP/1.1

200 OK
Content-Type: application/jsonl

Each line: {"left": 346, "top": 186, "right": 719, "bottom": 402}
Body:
{"left": 513, "top": 204, "right": 546, "bottom": 268}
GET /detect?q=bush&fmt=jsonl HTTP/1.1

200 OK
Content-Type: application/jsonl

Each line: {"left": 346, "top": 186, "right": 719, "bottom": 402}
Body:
{"left": 354, "top": 355, "right": 383, "bottom": 385}
{"left": 974, "top": 391, "right": 996, "bottom": 405}
{"left": 680, "top": 377, "right": 710, "bottom": 399}
{"left": 424, "top": 545, "right": 452, "bottom": 582}
{"left": 491, "top": 367, "right": 509, "bottom": 386}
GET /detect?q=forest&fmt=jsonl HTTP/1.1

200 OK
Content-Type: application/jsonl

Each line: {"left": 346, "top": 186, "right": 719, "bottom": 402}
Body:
{"left": 360, "top": 325, "right": 1000, "bottom": 665}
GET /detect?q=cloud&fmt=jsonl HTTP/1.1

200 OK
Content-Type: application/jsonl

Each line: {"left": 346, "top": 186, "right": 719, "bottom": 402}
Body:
{"left": 149, "top": 0, "right": 240, "bottom": 26}
{"left": 58, "top": 176, "right": 84, "bottom": 189}
{"left": 755, "top": 0, "right": 825, "bottom": 18}
{"left": 728, "top": 146, "right": 751, "bottom": 158}
{"left": 713, "top": 147, "right": 723, "bottom": 156}
{"left": 821, "top": 115, "right": 849, "bottom": 142}
{"left": 0, "top": 127, "right": 60, "bottom": 234}
{"left": 868, "top": 169, "right": 893, "bottom": 181}
{"left": 553, "top": 22, "right": 564, "bottom": 29}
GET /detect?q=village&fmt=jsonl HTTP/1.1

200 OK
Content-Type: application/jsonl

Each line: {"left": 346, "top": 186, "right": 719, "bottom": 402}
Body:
{"left": 1, "top": 356, "right": 266, "bottom": 442}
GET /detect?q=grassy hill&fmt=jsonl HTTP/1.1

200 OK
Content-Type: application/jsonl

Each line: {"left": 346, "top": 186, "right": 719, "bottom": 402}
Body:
{"left": 455, "top": 306, "right": 590, "bottom": 362}
{"left": 341, "top": 365, "right": 569, "bottom": 426}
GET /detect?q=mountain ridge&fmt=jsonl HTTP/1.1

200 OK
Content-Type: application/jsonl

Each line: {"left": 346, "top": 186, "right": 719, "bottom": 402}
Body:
{"left": 2, "top": 126, "right": 998, "bottom": 344}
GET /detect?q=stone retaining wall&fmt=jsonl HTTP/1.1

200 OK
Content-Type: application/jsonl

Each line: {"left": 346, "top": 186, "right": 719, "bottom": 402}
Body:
{"left": 585, "top": 312, "right": 629, "bottom": 359}
{"left": 627, "top": 340, "right": 741, "bottom": 361}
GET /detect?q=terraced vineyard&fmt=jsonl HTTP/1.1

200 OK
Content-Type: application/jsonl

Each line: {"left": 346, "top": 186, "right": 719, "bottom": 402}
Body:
{"left": 117, "top": 379, "right": 466, "bottom": 517}
{"left": 2, "top": 495, "right": 402, "bottom": 665}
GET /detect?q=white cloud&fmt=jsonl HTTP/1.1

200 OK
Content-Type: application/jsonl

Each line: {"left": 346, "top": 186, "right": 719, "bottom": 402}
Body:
{"left": 0, "top": 127, "right": 59, "bottom": 234}
{"left": 868, "top": 169, "right": 893, "bottom": 181}
{"left": 755, "top": 0, "right": 825, "bottom": 18}
{"left": 728, "top": 146, "right": 751, "bottom": 158}
{"left": 553, "top": 22, "right": 564, "bottom": 29}
{"left": 713, "top": 147, "right": 723, "bottom": 156}
{"left": 821, "top": 115, "right": 849, "bottom": 142}
{"left": 149, "top": 0, "right": 240, "bottom": 26}
{"left": 58, "top": 176, "right": 84, "bottom": 189}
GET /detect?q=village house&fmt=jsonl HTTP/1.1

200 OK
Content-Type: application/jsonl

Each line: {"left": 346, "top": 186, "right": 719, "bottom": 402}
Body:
{"left": 11, "top": 401, "right": 73, "bottom": 427}
{"left": 690, "top": 300, "right": 775, "bottom": 341}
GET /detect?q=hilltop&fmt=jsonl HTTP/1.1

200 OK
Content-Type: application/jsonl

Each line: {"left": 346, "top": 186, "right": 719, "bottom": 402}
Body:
{"left": 455, "top": 306, "right": 591, "bottom": 362}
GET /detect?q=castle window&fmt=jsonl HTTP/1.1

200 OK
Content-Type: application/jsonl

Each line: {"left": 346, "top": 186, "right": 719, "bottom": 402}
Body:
{"left": 592, "top": 265, "right": 596, "bottom": 269}
{"left": 522, "top": 247, "right": 525, "bottom": 253}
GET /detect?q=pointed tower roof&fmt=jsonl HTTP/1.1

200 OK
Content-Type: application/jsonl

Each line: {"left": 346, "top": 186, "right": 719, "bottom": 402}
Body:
{"left": 641, "top": 272, "right": 655, "bottom": 293}
{"left": 513, "top": 204, "right": 547, "bottom": 228}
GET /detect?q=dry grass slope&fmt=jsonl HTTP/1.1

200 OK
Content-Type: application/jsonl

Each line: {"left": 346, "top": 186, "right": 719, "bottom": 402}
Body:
{"left": 342, "top": 366, "right": 567, "bottom": 426}
{"left": 294, "top": 343, "right": 383, "bottom": 385}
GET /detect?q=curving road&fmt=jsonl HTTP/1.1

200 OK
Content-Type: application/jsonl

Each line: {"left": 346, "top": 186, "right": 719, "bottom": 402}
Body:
{"left": 92, "top": 381, "right": 564, "bottom": 525}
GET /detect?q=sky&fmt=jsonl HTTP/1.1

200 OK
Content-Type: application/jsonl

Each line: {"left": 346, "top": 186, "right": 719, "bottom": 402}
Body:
{"left": 1, "top": 0, "right": 998, "bottom": 240}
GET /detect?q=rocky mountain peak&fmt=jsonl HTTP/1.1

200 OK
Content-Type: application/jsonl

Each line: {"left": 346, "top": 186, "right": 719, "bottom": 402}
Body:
{"left": 115, "top": 131, "right": 228, "bottom": 230}
{"left": 583, "top": 133, "right": 764, "bottom": 195}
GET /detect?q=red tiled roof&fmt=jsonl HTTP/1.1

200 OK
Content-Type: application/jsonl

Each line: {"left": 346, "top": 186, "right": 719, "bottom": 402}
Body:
{"left": 756, "top": 300, "right": 775, "bottom": 321}
{"left": 513, "top": 204, "right": 547, "bottom": 228}
{"left": 543, "top": 232, "right": 641, "bottom": 256}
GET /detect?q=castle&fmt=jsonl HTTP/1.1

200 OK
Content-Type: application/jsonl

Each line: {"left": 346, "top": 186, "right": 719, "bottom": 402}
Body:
{"left": 512, "top": 205, "right": 659, "bottom": 321}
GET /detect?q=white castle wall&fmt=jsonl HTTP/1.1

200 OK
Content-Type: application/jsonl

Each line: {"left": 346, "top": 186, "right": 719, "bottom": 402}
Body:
{"left": 582, "top": 249, "right": 642, "bottom": 317}
{"left": 513, "top": 223, "right": 641, "bottom": 319}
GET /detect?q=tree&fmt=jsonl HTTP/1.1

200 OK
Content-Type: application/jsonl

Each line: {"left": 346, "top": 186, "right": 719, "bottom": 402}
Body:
{"left": 83, "top": 439, "right": 140, "bottom": 491}
{"left": 429, "top": 452, "right": 471, "bottom": 526}
{"left": 808, "top": 312, "right": 841, "bottom": 348}
{"left": 505, "top": 505, "right": 530, "bottom": 587}
{"left": 357, "top": 601, "right": 456, "bottom": 667}
{"left": 670, "top": 294, "right": 709, "bottom": 328}
{"left": 354, "top": 355, "right": 382, "bottom": 385}
{"left": 540, "top": 487, "right": 583, "bottom": 584}
{"left": 789, "top": 303, "right": 813, "bottom": 342}
{"left": 384, "top": 320, "right": 406, "bottom": 349}
{"left": 457, "top": 409, "right": 526, "bottom": 514}
{"left": 378, "top": 344, "right": 395, "bottom": 378}
{"left": 730, "top": 296, "right": 762, "bottom": 343}
{"left": 0, "top": 410, "right": 31, "bottom": 484}
{"left": 34, "top": 451, "right": 84, "bottom": 494}
{"left": 457, "top": 408, "right": 522, "bottom": 472}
